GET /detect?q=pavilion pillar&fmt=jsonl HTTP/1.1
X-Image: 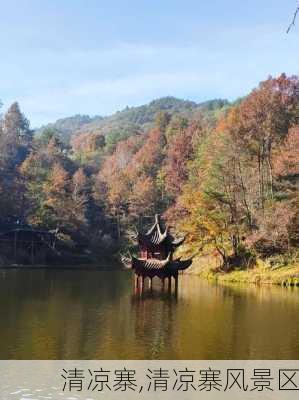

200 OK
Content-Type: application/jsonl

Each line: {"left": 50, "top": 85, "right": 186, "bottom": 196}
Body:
{"left": 140, "top": 276, "right": 145, "bottom": 292}
{"left": 134, "top": 274, "right": 138, "bottom": 291}
{"left": 168, "top": 276, "right": 172, "bottom": 292}
{"left": 149, "top": 278, "right": 153, "bottom": 291}
{"left": 174, "top": 274, "right": 179, "bottom": 294}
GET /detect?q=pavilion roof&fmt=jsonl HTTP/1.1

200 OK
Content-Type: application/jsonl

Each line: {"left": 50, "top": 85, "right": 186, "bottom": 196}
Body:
{"left": 138, "top": 214, "right": 185, "bottom": 248}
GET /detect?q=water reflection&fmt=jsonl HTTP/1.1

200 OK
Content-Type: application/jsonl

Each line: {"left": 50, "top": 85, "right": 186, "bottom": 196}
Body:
{"left": 0, "top": 269, "right": 298, "bottom": 359}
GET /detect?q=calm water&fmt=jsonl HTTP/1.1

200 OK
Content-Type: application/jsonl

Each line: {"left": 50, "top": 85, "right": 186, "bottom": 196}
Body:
{"left": 0, "top": 268, "right": 298, "bottom": 359}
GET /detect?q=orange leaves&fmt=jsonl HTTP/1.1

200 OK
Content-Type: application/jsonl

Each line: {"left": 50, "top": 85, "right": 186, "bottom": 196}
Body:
{"left": 126, "top": 128, "right": 164, "bottom": 179}
{"left": 42, "top": 163, "right": 91, "bottom": 229}
{"left": 47, "top": 163, "right": 69, "bottom": 193}
{"left": 176, "top": 74, "right": 299, "bottom": 262}
{"left": 215, "top": 106, "right": 240, "bottom": 137}
{"left": 163, "top": 122, "right": 199, "bottom": 198}
{"left": 96, "top": 128, "right": 164, "bottom": 216}
{"left": 73, "top": 167, "right": 88, "bottom": 190}
{"left": 129, "top": 175, "right": 156, "bottom": 217}
{"left": 43, "top": 163, "right": 70, "bottom": 210}
{"left": 273, "top": 125, "right": 299, "bottom": 178}
{"left": 71, "top": 131, "right": 105, "bottom": 154}
{"left": 107, "top": 172, "right": 131, "bottom": 211}
{"left": 96, "top": 134, "right": 144, "bottom": 213}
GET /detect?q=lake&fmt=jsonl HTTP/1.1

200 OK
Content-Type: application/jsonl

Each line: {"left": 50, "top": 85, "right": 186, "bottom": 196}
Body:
{"left": 0, "top": 268, "right": 298, "bottom": 359}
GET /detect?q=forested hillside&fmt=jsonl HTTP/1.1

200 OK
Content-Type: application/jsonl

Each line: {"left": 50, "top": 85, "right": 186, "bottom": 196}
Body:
{"left": 0, "top": 74, "right": 298, "bottom": 270}
{"left": 35, "top": 114, "right": 98, "bottom": 144}
{"left": 36, "top": 97, "right": 229, "bottom": 143}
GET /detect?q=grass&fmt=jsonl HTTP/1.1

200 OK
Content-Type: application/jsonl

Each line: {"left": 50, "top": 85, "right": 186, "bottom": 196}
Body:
{"left": 188, "top": 255, "right": 299, "bottom": 286}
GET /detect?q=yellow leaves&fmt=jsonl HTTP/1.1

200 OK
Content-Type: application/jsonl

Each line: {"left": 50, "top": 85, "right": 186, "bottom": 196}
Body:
{"left": 129, "top": 175, "right": 156, "bottom": 216}
{"left": 46, "top": 163, "right": 69, "bottom": 193}
{"left": 19, "top": 151, "right": 42, "bottom": 178}
{"left": 107, "top": 172, "right": 131, "bottom": 210}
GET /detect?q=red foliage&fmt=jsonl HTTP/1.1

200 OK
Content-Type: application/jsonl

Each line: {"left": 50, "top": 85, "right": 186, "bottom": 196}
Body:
{"left": 126, "top": 128, "right": 165, "bottom": 179}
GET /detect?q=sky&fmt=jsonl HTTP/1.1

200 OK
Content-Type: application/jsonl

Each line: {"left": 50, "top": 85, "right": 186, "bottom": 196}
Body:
{"left": 0, "top": 0, "right": 298, "bottom": 127}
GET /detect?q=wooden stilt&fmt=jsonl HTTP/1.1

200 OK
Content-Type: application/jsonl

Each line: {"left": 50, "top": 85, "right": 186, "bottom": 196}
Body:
{"left": 134, "top": 274, "right": 138, "bottom": 290}
{"left": 175, "top": 274, "right": 179, "bottom": 294}
{"left": 133, "top": 275, "right": 137, "bottom": 294}
{"left": 140, "top": 276, "right": 145, "bottom": 292}
{"left": 149, "top": 278, "right": 153, "bottom": 291}
{"left": 168, "top": 276, "right": 172, "bottom": 292}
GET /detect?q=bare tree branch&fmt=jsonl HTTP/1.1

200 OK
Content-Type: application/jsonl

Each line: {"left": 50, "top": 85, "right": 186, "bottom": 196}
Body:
{"left": 287, "top": 4, "right": 299, "bottom": 33}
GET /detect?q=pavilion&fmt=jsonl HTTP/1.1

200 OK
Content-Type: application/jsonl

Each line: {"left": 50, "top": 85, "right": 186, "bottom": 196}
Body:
{"left": 122, "top": 214, "right": 192, "bottom": 292}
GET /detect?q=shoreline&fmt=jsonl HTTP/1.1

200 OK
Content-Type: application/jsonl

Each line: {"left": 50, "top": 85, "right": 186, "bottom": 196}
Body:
{"left": 189, "top": 256, "right": 299, "bottom": 287}
{"left": 1, "top": 257, "right": 298, "bottom": 288}
{"left": 0, "top": 264, "right": 120, "bottom": 270}
{"left": 0, "top": 257, "right": 121, "bottom": 270}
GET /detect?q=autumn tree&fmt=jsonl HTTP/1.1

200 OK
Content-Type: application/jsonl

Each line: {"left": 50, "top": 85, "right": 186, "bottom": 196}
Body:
{"left": 255, "top": 124, "right": 299, "bottom": 253}
{"left": 163, "top": 120, "right": 203, "bottom": 199}
{"left": 71, "top": 131, "right": 105, "bottom": 158}
{"left": 0, "top": 103, "right": 32, "bottom": 219}
{"left": 129, "top": 174, "right": 156, "bottom": 222}
{"left": 43, "top": 163, "right": 72, "bottom": 228}
{"left": 71, "top": 167, "right": 90, "bottom": 229}
{"left": 20, "top": 132, "right": 75, "bottom": 224}
{"left": 0, "top": 74, "right": 297, "bottom": 265}
{"left": 177, "top": 130, "right": 251, "bottom": 267}
{"left": 0, "top": 102, "right": 32, "bottom": 168}
{"left": 227, "top": 74, "right": 298, "bottom": 207}
{"left": 272, "top": 125, "right": 299, "bottom": 184}
{"left": 94, "top": 134, "right": 144, "bottom": 235}
{"left": 175, "top": 74, "right": 299, "bottom": 268}
{"left": 126, "top": 128, "right": 165, "bottom": 179}
{"left": 20, "top": 150, "right": 50, "bottom": 225}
